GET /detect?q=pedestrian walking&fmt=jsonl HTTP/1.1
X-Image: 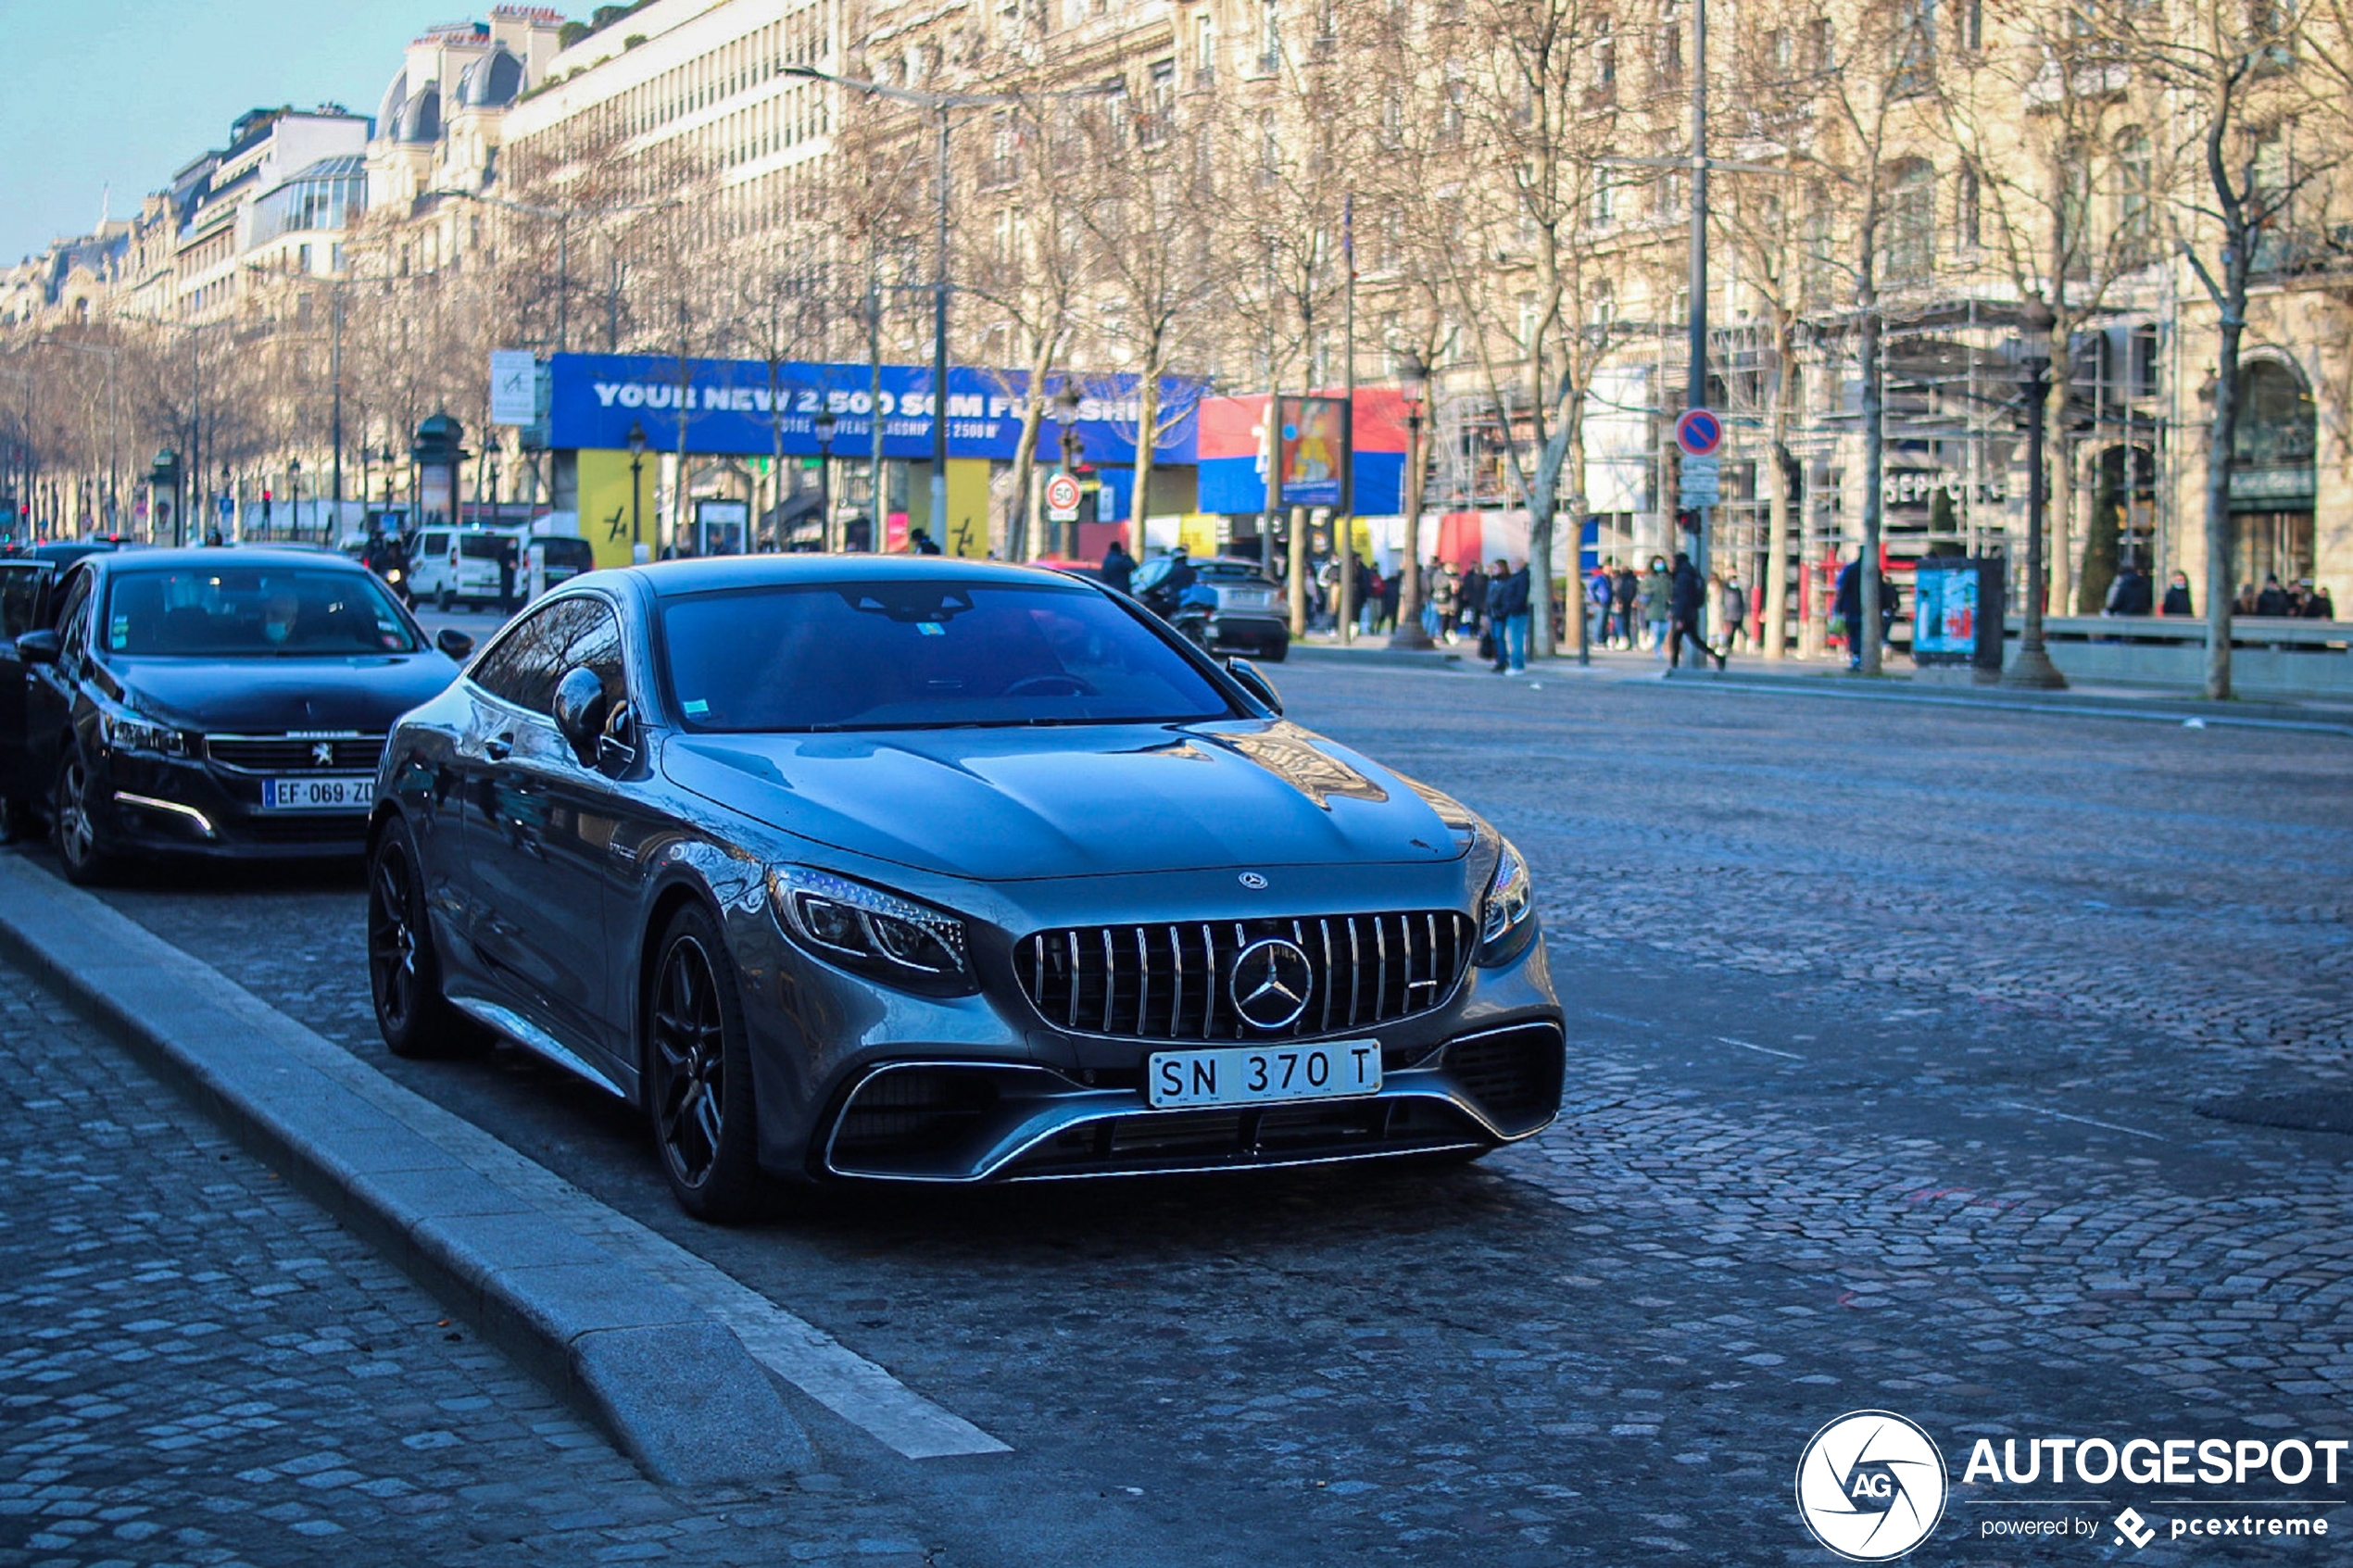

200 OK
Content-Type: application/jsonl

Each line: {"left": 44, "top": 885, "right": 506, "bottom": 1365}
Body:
{"left": 2256, "top": 574, "right": 2290, "bottom": 617}
{"left": 1586, "top": 564, "right": 1613, "bottom": 650}
{"left": 1100, "top": 538, "right": 1136, "bottom": 595}
{"left": 1460, "top": 563, "right": 1489, "bottom": 640}
{"left": 1666, "top": 552, "right": 1724, "bottom": 672}
{"left": 1834, "top": 557, "right": 1864, "bottom": 671}
{"left": 1488, "top": 557, "right": 1531, "bottom": 673}
{"left": 1612, "top": 563, "right": 1638, "bottom": 648}
{"left": 1721, "top": 571, "right": 1748, "bottom": 652}
{"left": 1429, "top": 559, "right": 1459, "bottom": 641}
{"left": 2104, "top": 561, "right": 2153, "bottom": 616}
{"left": 1638, "top": 557, "right": 1672, "bottom": 654}
{"left": 2160, "top": 570, "right": 2194, "bottom": 617}
{"left": 2303, "top": 583, "right": 2335, "bottom": 620}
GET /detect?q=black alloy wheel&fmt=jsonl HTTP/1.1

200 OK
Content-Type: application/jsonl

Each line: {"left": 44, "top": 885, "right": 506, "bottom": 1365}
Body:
{"left": 52, "top": 747, "right": 113, "bottom": 886}
{"left": 647, "top": 905, "right": 763, "bottom": 1220}
{"left": 366, "top": 819, "right": 489, "bottom": 1059}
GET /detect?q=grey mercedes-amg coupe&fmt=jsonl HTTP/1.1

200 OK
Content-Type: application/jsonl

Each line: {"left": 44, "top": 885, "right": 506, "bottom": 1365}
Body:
{"left": 365, "top": 556, "right": 1562, "bottom": 1218}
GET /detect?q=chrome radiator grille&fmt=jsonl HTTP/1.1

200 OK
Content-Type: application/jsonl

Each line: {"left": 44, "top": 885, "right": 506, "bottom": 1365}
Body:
{"left": 1015, "top": 912, "right": 1473, "bottom": 1041}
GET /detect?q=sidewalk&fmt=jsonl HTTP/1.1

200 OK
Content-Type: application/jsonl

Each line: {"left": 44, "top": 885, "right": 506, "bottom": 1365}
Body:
{"left": 0, "top": 950, "right": 936, "bottom": 1567}
{"left": 1286, "top": 634, "right": 2353, "bottom": 735}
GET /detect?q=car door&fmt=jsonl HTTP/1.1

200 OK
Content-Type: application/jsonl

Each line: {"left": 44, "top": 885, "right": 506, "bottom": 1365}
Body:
{"left": 23, "top": 566, "right": 94, "bottom": 803}
{"left": 0, "top": 564, "right": 47, "bottom": 806}
{"left": 454, "top": 596, "right": 629, "bottom": 1071}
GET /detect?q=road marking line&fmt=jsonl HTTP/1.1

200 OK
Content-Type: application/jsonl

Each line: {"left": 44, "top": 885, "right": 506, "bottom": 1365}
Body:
{"left": 259, "top": 1010, "right": 1011, "bottom": 1459}
{"left": 1996, "top": 1099, "right": 2165, "bottom": 1142}
{"left": 1718, "top": 1035, "right": 1806, "bottom": 1060}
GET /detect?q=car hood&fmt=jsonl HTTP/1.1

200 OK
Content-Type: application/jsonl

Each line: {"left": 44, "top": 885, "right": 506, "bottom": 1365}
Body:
{"left": 108, "top": 653, "right": 460, "bottom": 734}
{"left": 661, "top": 720, "right": 1474, "bottom": 882}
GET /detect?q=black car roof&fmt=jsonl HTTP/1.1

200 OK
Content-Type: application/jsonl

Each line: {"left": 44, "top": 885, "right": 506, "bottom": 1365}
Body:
{"left": 625, "top": 554, "right": 1097, "bottom": 598}
{"left": 81, "top": 546, "right": 376, "bottom": 574}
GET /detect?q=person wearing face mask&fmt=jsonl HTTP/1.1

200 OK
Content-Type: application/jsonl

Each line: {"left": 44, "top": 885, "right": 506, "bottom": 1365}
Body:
{"left": 260, "top": 584, "right": 303, "bottom": 647}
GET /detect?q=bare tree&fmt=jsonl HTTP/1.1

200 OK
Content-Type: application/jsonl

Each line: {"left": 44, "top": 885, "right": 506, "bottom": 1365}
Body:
{"left": 2112, "top": 0, "right": 2340, "bottom": 696}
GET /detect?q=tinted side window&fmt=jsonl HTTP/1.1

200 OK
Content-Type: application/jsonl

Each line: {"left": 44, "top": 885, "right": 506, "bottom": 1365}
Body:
{"left": 420, "top": 533, "right": 448, "bottom": 556}
{"left": 52, "top": 569, "right": 94, "bottom": 659}
{"left": 470, "top": 597, "right": 621, "bottom": 715}
{"left": 0, "top": 567, "right": 42, "bottom": 638}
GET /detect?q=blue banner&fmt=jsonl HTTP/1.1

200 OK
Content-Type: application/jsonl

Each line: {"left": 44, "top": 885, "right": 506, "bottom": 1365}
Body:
{"left": 548, "top": 353, "right": 1201, "bottom": 464}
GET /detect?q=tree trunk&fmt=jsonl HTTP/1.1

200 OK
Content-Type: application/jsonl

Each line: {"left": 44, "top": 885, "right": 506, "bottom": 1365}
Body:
{"left": 1858, "top": 298, "right": 1884, "bottom": 674}
{"left": 1763, "top": 322, "right": 1795, "bottom": 659}
{"left": 2204, "top": 297, "right": 2245, "bottom": 700}
{"left": 1287, "top": 504, "right": 1310, "bottom": 634}
{"left": 1562, "top": 425, "right": 1589, "bottom": 659}
{"left": 1008, "top": 334, "right": 1056, "bottom": 562}
{"left": 2044, "top": 347, "right": 2075, "bottom": 613}
{"left": 1131, "top": 364, "right": 1160, "bottom": 559}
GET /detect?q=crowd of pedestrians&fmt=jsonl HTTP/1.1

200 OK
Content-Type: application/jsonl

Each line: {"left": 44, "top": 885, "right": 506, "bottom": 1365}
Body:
{"left": 2102, "top": 563, "right": 2337, "bottom": 621}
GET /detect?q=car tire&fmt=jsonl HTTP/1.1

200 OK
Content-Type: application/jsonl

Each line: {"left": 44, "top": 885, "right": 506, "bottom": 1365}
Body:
{"left": 1262, "top": 644, "right": 1290, "bottom": 664}
{"left": 644, "top": 903, "right": 765, "bottom": 1222}
{"left": 366, "top": 818, "right": 492, "bottom": 1060}
{"left": 437, "top": 589, "right": 455, "bottom": 612}
{"left": 52, "top": 746, "right": 116, "bottom": 886}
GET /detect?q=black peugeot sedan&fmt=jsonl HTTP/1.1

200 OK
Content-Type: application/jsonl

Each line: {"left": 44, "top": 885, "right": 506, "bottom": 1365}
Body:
{"left": 366, "top": 556, "right": 1562, "bottom": 1217}
{"left": 5, "top": 547, "right": 468, "bottom": 879}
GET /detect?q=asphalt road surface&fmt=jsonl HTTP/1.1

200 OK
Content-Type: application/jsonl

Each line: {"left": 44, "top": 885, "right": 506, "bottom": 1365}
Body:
{"left": 14, "top": 661, "right": 2353, "bottom": 1565}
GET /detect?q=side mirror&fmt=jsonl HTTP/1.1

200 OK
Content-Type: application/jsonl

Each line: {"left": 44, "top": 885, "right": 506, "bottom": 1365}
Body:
{"left": 14, "top": 629, "right": 59, "bottom": 665}
{"left": 434, "top": 627, "right": 474, "bottom": 659}
{"left": 1226, "top": 657, "right": 1282, "bottom": 716}
{"left": 552, "top": 665, "right": 608, "bottom": 763}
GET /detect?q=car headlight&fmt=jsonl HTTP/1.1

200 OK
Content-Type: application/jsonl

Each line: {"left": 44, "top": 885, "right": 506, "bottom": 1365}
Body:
{"left": 1478, "top": 837, "right": 1534, "bottom": 964}
{"left": 769, "top": 866, "right": 974, "bottom": 993}
{"left": 99, "top": 709, "right": 192, "bottom": 759}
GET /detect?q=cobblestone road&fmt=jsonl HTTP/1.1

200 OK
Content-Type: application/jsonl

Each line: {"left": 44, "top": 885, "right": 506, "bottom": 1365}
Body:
{"left": 12, "top": 663, "right": 2352, "bottom": 1565}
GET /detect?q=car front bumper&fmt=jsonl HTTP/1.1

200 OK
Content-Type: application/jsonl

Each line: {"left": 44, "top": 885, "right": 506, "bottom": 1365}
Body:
{"left": 723, "top": 862, "right": 1562, "bottom": 1183}
{"left": 94, "top": 753, "right": 371, "bottom": 859}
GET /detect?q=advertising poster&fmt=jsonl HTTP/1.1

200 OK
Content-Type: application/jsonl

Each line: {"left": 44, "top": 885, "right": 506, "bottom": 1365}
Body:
{"left": 1279, "top": 395, "right": 1348, "bottom": 508}
{"left": 1913, "top": 561, "right": 1980, "bottom": 661}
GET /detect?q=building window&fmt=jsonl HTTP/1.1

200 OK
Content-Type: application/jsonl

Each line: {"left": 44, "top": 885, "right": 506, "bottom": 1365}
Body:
{"left": 1886, "top": 159, "right": 1934, "bottom": 279}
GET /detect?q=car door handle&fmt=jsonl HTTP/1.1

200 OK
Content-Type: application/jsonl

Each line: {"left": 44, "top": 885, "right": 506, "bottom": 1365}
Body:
{"left": 484, "top": 733, "right": 514, "bottom": 761}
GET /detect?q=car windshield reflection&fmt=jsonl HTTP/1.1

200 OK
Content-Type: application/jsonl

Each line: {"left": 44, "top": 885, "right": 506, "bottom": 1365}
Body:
{"left": 103, "top": 567, "right": 421, "bottom": 658}
{"left": 660, "top": 579, "right": 1236, "bottom": 732}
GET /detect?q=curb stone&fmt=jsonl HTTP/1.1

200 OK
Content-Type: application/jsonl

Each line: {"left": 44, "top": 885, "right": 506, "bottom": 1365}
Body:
{"left": 0, "top": 849, "right": 812, "bottom": 1487}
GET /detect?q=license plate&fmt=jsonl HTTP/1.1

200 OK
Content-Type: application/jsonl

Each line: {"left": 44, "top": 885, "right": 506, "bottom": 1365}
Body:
{"left": 1148, "top": 1040, "right": 1382, "bottom": 1110}
{"left": 259, "top": 776, "right": 372, "bottom": 811}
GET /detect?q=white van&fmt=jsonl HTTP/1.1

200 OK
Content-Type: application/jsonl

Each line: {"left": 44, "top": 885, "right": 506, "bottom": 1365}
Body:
{"left": 409, "top": 527, "right": 522, "bottom": 609}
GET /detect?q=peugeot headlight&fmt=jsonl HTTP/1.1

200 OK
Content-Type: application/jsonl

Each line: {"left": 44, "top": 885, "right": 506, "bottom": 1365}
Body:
{"left": 1477, "top": 837, "right": 1534, "bottom": 964}
{"left": 769, "top": 867, "right": 974, "bottom": 993}
{"left": 98, "top": 709, "right": 192, "bottom": 759}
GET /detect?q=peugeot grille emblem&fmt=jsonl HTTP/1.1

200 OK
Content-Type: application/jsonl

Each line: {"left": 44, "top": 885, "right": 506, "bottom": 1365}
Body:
{"left": 1239, "top": 872, "right": 1269, "bottom": 890}
{"left": 1229, "top": 937, "right": 1314, "bottom": 1031}
{"left": 310, "top": 741, "right": 336, "bottom": 767}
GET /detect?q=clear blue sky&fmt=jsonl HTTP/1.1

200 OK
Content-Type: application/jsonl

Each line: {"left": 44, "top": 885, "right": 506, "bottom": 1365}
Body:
{"left": 0, "top": 1, "right": 534, "bottom": 265}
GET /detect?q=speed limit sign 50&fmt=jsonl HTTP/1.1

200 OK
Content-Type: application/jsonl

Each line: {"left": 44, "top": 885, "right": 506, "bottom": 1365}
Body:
{"left": 1045, "top": 472, "right": 1083, "bottom": 523}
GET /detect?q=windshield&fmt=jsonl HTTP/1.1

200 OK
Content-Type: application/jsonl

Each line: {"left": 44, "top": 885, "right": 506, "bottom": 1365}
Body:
{"left": 660, "top": 579, "right": 1235, "bottom": 732}
{"left": 102, "top": 566, "right": 422, "bottom": 657}
{"left": 541, "top": 538, "right": 595, "bottom": 567}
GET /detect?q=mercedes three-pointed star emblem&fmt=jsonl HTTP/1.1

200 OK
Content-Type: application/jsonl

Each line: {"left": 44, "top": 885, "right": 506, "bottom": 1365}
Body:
{"left": 1229, "top": 937, "right": 1314, "bottom": 1030}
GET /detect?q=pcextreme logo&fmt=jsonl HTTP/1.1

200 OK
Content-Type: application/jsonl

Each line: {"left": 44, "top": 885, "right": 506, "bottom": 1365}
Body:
{"left": 1795, "top": 1411, "right": 1950, "bottom": 1562}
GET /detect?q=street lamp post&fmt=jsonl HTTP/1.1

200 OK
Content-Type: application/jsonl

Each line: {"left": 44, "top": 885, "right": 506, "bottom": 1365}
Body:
{"left": 1389, "top": 353, "right": 1436, "bottom": 650}
{"left": 289, "top": 458, "right": 304, "bottom": 544}
{"left": 812, "top": 408, "right": 837, "bottom": 553}
{"left": 2003, "top": 295, "right": 2069, "bottom": 690}
{"left": 1055, "top": 384, "right": 1085, "bottom": 559}
{"left": 626, "top": 420, "right": 648, "bottom": 563}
